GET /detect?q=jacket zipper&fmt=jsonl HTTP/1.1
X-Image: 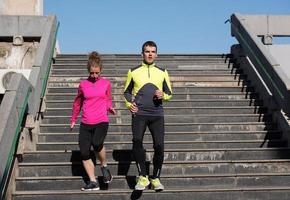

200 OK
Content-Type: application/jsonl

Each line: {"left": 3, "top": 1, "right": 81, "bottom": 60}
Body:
{"left": 147, "top": 66, "right": 150, "bottom": 78}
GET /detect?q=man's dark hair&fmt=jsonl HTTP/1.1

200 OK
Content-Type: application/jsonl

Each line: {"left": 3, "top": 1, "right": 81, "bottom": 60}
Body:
{"left": 142, "top": 41, "right": 157, "bottom": 53}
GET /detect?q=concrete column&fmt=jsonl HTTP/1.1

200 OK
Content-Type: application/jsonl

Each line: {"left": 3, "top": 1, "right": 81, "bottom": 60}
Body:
{"left": 0, "top": 0, "right": 43, "bottom": 15}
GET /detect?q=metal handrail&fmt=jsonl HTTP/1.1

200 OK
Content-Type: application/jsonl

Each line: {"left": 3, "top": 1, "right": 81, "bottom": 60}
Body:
{"left": 41, "top": 22, "right": 60, "bottom": 99}
{"left": 37, "top": 22, "right": 60, "bottom": 119}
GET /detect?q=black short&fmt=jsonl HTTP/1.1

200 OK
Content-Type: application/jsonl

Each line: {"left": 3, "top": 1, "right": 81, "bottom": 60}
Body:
{"left": 79, "top": 122, "right": 109, "bottom": 160}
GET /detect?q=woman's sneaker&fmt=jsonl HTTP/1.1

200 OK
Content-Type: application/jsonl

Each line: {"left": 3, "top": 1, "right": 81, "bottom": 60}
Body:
{"left": 101, "top": 166, "right": 113, "bottom": 183}
{"left": 135, "top": 175, "right": 150, "bottom": 190}
{"left": 150, "top": 178, "right": 164, "bottom": 191}
{"left": 81, "top": 181, "right": 99, "bottom": 191}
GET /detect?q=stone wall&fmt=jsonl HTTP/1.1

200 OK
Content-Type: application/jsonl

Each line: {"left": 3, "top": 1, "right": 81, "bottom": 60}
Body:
{"left": 0, "top": 42, "right": 39, "bottom": 69}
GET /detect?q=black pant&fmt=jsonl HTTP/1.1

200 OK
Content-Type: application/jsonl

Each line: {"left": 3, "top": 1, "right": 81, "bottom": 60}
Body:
{"left": 79, "top": 122, "right": 108, "bottom": 160}
{"left": 132, "top": 115, "right": 164, "bottom": 178}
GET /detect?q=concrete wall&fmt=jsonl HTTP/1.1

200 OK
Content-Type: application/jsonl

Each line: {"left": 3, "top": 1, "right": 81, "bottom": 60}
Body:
{"left": 240, "top": 15, "right": 290, "bottom": 36}
{"left": 268, "top": 45, "right": 290, "bottom": 80}
{"left": 0, "top": 15, "right": 58, "bottom": 114}
{"left": 0, "top": 0, "right": 43, "bottom": 15}
{"left": 231, "top": 13, "right": 290, "bottom": 82}
{"left": 0, "top": 0, "right": 61, "bottom": 53}
{"left": 0, "top": 15, "right": 47, "bottom": 36}
{"left": 0, "top": 0, "right": 4, "bottom": 14}
{"left": 0, "top": 15, "right": 47, "bottom": 71}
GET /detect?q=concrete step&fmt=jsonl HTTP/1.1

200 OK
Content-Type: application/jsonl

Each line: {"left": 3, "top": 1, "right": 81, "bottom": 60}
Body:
{"left": 17, "top": 159, "right": 290, "bottom": 177}
{"left": 49, "top": 73, "right": 245, "bottom": 82}
{"left": 44, "top": 107, "right": 267, "bottom": 116}
{"left": 22, "top": 147, "right": 290, "bottom": 163}
{"left": 53, "top": 55, "right": 230, "bottom": 61}
{"left": 47, "top": 80, "right": 251, "bottom": 88}
{"left": 45, "top": 99, "right": 263, "bottom": 108}
{"left": 51, "top": 67, "right": 240, "bottom": 75}
{"left": 47, "top": 86, "right": 255, "bottom": 94}
{"left": 12, "top": 188, "right": 290, "bottom": 200}
{"left": 41, "top": 114, "right": 272, "bottom": 124}
{"left": 39, "top": 122, "right": 275, "bottom": 133}
{"left": 15, "top": 173, "right": 290, "bottom": 191}
{"left": 43, "top": 95, "right": 263, "bottom": 106}
{"left": 53, "top": 57, "right": 232, "bottom": 63}
{"left": 55, "top": 53, "right": 227, "bottom": 57}
{"left": 52, "top": 63, "right": 233, "bottom": 72}
{"left": 54, "top": 54, "right": 229, "bottom": 60}
{"left": 53, "top": 56, "right": 229, "bottom": 61}
{"left": 38, "top": 131, "right": 282, "bottom": 143}
{"left": 50, "top": 69, "right": 241, "bottom": 76}
{"left": 72, "top": 81, "right": 250, "bottom": 88}
{"left": 52, "top": 64, "right": 234, "bottom": 73}
{"left": 45, "top": 92, "right": 260, "bottom": 101}
{"left": 53, "top": 58, "right": 230, "bottom": 64}
{"left": 47, "top": 80, "right": 247, "bottom": 88}
{"left": 53, "top": 56, "right": 231, "bottom": 62}
{"left": 36, "top": 139, "right": 287, "bottom": 151}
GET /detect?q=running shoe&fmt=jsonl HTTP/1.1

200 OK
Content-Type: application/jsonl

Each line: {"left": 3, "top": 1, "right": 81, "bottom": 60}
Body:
{"left": 135, "top": 175, "right": 150, "bottom": 190}
{"left": 150, "top": 178, "right": 164, "bottom": 191}
{"left": 81, "top": 181, "right": 99, "bottom": 191}
{"left": 101, "top": 166, "right": 113, "bottom": 183}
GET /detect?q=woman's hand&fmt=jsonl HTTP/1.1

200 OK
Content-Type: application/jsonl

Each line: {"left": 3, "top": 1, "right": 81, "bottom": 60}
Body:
{"left": 109, "top": 107, "right": 117, "bottom": 115}
{"left": 70, "top": 122, "right": 75, "bottom": 131}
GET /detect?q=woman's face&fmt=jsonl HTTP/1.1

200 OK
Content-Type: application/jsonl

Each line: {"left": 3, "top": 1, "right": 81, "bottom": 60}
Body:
{"left": 89, "top": 66, "right": 101, "bottom": 78}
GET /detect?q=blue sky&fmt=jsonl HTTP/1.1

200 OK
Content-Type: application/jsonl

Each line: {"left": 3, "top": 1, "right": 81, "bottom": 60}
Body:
{"left": 44, "top": 0, "right": 290, "bottom": 54}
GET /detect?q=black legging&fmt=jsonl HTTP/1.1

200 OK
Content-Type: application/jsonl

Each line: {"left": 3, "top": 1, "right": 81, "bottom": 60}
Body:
{"left": 132, "top": 115, "right": 164, "bottom": 178}
{"left": 79, "top": 122, "right": 108, "bottom": 160}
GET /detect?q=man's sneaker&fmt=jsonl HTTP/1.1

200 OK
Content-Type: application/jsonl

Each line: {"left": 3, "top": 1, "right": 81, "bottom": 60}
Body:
{"left": 135, "top": 175, "right": 150, "bottom": 190}
{"left": 101, "top": 166, "right": 113, "bottom": 183}
{"left": 81, "top": 181, "right": 99, "bottom": 191}
{"left": 150, "top": 178, "right": 164, "bottom": 191}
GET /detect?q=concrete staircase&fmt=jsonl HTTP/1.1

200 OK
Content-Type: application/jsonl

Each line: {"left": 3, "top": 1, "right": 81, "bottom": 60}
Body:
{"left": 13, "top": 54, "right": 290, "bottom": 200}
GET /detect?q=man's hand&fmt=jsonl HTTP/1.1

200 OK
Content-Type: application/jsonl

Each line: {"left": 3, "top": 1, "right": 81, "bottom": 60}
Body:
{"left": 70, "top": 122, "right": 75, "bottom": 131}
{"left": 109, "top": 107, "right": 117, "bottom": 115}
{"left": 130, "top": 102, "right": 138, "bottom": 114}
{"left": 154, "top": 90, "right": 164, "bottom": 99}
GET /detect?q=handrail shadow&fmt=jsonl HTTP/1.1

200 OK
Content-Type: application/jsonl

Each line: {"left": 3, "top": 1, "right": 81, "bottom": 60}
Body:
{"left": 225, "top": 54, "right": 290, "bottom": 159}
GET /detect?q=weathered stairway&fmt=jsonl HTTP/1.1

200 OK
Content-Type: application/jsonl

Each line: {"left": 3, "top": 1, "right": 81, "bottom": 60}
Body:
{"left": 13, "top": 54, "right": 290, "bottom": 200}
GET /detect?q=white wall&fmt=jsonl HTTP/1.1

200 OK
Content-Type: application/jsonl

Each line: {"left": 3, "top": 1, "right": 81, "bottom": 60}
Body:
{"left": 0, "top": 0, "right": 43, "bottom": 15}
{"left": 268, "top": 45, "right": 290, "bottom": 80}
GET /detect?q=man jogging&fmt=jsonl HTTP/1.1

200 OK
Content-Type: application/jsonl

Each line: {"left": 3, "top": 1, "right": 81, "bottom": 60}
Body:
{"left": 124, "top": 41, "right": 172, "bottom": 191}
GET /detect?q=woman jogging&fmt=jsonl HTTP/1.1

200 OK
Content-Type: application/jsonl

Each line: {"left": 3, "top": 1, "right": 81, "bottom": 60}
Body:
{"left": 70, "top": 51, "right": 116, "bottom": 191}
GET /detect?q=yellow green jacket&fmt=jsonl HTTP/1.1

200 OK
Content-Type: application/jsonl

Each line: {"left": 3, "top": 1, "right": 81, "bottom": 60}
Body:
{"left": 124, "top": 62, "right": 172, "bottom": 116}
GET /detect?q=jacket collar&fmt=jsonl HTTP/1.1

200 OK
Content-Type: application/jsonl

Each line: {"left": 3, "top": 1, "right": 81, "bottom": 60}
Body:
{"left": 87, "top": 76, "right": 101, "bottom": 83}
{"left": 142, "top": 61, "right": 155, "bottom": 67}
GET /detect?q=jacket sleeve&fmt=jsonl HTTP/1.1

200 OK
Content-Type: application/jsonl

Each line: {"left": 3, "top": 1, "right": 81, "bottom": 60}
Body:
{"left": 106, "top": 81, "right": 113, "bottom": 110}
{"left": 123, "top": 70, "right": 134, "bottom": 109}
{"left": 71, "top": 84, "right": 84, "bottom": 124}
{"left": 162, "top": 69, "right": 172, "bottom": 101}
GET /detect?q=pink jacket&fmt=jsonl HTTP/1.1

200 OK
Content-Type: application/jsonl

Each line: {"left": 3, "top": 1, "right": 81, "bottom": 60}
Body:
{"left": 71, "top": 77, "right": 113, "bottom": 125}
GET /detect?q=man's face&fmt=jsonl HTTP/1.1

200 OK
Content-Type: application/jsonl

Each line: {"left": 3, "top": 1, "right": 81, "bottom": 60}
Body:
{"left": 142, "top": 45, "right": 157, "bottom": 64}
